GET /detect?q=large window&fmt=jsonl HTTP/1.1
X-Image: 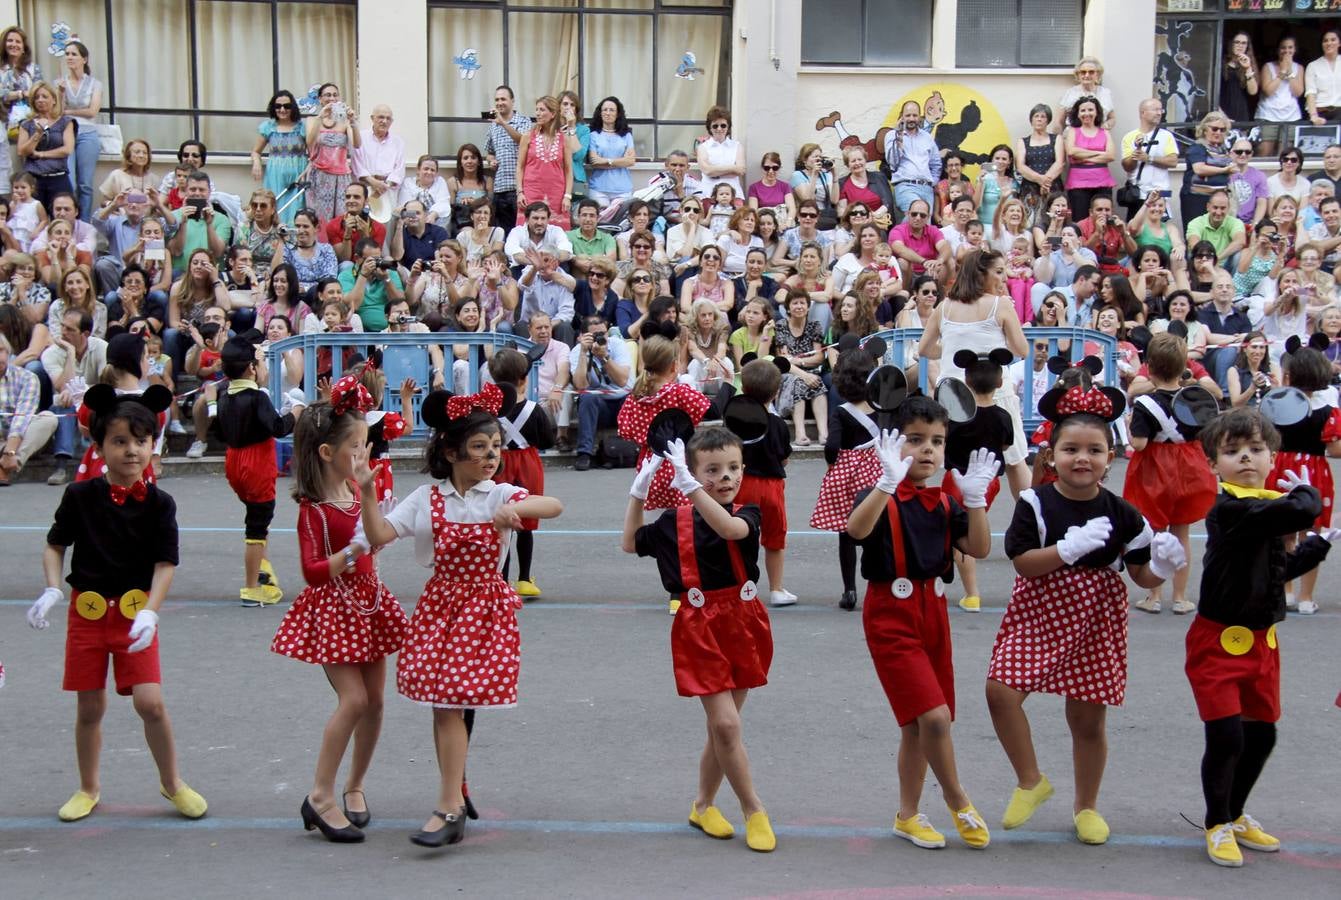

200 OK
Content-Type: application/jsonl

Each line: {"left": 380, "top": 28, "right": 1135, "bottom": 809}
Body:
{"left": 955, "top": 0, "right": 1084, "bottom": 69}
{"left": 427, "top": 0, "right": 732, "bottom": 159}
{"left": 800, "top": 0, "right": 932, "bottom": 67}
{"left": 20, "top": 1, "right": 356, "bottom": 154}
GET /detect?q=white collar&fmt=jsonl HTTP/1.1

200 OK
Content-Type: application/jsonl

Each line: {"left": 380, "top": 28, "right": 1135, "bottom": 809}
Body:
{"left": 440, "top": 478, "right": 495, "bottom": 500}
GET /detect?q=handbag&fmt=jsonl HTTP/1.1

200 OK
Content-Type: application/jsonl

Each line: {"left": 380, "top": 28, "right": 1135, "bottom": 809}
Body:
{"left": 95, "top": 122, "right": 123, "bottom": 157}
{"left": 1117, "top": 128, "right": 1160, "bottom": 207}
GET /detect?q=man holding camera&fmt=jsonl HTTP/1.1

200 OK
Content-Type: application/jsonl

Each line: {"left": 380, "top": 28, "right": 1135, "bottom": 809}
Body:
{"left": 339, "top": 237, "right": 404, "bottom": 332}
{"left": 883, "top": 100, "right": 941, "bottom": 216}
{"left": 1185, "top": 190, "right": 1247, "bottom": 269}
{"left": 570, "top": 314, "right": 632, "bottom": 472}
{"left": 485, "top": 85, "right": 533, "bottom": 231}
{"left": 92, "top": 188, "right": 166, "bottom": 294}
{"left": 167, "top": 171, "right": 231, "bottom": 274}
{"left": 324, "top": 182, "right": 387, "bottom": 263}
{"left": 1078, "top": 196, "right": 1136, "bottom": 276}
{"left": 390, "top": 199, "right": 449, "bottom": 271}
{"left": 1119, "top": 99, "right": 1178, "bottom": 222}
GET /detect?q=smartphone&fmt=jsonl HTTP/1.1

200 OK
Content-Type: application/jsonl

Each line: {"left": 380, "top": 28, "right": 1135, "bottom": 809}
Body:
{"left": 1048, "top": 236, "right": 1062, "bottom": 250}
{"left": 127, "top": 191, "right": 148, "bottom": 205}
{"left": 185, "top": 197, "right": 207, "bottom": 218}
{"left": 145, "top": 239, "right": 166, "bottom": 262}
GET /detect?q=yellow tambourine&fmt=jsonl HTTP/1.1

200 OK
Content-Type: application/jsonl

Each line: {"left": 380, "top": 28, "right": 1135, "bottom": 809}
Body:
{"left": 119, "top": 590, "right": 150, "bottom": 619}
{"left": 75, "top": 591, "right": 107, "bottom": 621}
{"left": 1220, "top": 625, "right": 1254, "bottom": 656}
{"left": 1266, "top": 623, "right": 1278, "bottom": 650}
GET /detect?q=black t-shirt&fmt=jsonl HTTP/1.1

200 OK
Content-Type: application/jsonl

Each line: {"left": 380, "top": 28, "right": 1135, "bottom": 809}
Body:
{"left": 946, "top": 405, "right": 1012, "bottom": 475}
{"left": 1275, "top": 406, "right": 1333, "bottom": 456}
{"left": 635, "top": 504, "right": 762, "bottom": 593}
{"left": 742, "top": 414, "right": 792, "bottom": 479}
{"left": 502, "top": 400, "right": 556, "bottom": 451}
{"left": 1004, "top": 484, "right": 1152, "bottom": 570}
{"left": 217, "top": 386, "right": 296, "bottom": 448}
{"left": 854, "top": 489, "right": 969, "bottom": 583}
{"left": 47, "top": 479, "right": 179, "bottom": 594}
{"left": 1130, "top": 390, "right": 1200, "bottom": 443}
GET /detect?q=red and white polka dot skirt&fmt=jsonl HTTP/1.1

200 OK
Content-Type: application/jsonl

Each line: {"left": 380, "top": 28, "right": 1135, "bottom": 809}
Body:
{"left": 987, "top": 566, "right": 1130, "bottom": 707}
{"left": 271, "top": 573, "right": 408, "bottom": 665}
{"left": 809, "top": 447, "right": 881, "bottom": 532}
{"left": 396, "top": 487, "right": 526, "bottom": 708}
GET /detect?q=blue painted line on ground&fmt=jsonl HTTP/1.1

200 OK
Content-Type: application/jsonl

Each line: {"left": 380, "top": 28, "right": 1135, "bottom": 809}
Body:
{"left": 0, "top": 600, "right": 1005, "bottom": 614}
{"left": 0, "top": 814, "right": 1334, "bottom": 855}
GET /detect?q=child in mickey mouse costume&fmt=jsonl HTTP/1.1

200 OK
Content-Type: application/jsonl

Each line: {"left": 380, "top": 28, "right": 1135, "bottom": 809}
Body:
{"left": 985, "top": 380, "right": 1185, "bottom": 846}
{"left": 27, "top": 385, "right": 208, "bottom": 824}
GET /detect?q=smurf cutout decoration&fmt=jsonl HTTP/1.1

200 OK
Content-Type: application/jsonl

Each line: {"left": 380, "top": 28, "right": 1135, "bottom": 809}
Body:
{"left": 48, "top": 22, "right": 76, "bottom": 57}
{"left": 454, "top": 48, "right": 482, "bottom": 80}
{"left": 297, "top": 85, "right": 323, "bottom": 117}
{"left": 675, "top": 51, "right": 704, "bottom": 81}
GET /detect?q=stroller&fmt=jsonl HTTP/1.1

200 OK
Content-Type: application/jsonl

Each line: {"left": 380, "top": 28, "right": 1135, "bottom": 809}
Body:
{"left": 597, "top": 170, "right": 675, "bottom": 235}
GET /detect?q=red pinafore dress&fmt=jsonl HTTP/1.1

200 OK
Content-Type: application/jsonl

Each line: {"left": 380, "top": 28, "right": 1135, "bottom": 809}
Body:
{"left": 1268, "top": 403, "right": 1341, "bottom": 530}
{"left": 810, "top": 404, "right": 883, "bottom": 532}
{"left": 396, "top": 485, "right": 526, "bottom": 707}
{"left": 619, "top": 382, "right": 713, "bottom": 511}
{"left": 498, "top": 401, "right": 546, "bottom": 531}
{"left": 670, "top": 506, "right": 774, "bottom": 697}
{"left": 1122, "top": 394, "right": 1216, "bottom": 531}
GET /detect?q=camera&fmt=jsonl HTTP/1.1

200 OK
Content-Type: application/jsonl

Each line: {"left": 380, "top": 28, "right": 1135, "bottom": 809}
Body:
{"left": 1268, "top": 233, "right": 1282, "bottom": 244}
{"left": 1108, "top": 216, "right": 1121, "bottom": 227}
{"left": 185, "top": 197, "right": 208, "bottom": 219}
{"left": 332, "top": 102, "right": 348, "bottom": 121}
{"left": 592, "top": 333, "right": 607, "bottom": 346}
{"left": 1048, "top": 236, "right": 1062, "bottom": 250}
{"left": 396, "top": 315, "right": 418, "bottom": 325}
{"left": 277, "top": 225, "right": 289, "bottom": 238}
{"left": 374, "top": 258, "right": 399, "bottom": 270}
{"left": 481, "top": 110, "right": 497, "bottom": 121}
{"left": 821, "top": 158, "right": 835, "bottom": 171}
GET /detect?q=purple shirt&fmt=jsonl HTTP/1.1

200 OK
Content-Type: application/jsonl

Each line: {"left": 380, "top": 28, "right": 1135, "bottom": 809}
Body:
{"left": 889, "top": 221, "right": 946, "bottom": 274}
{"left": 1229, "top": 168, "right": 1270, "bottom": 225}
{"left": 748, "top": 179, "right": 789, "bottom": 208}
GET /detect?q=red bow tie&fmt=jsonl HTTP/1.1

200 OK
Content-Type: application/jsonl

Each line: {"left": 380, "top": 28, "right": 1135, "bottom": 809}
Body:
{"left": 896, "top": 481, "right": 942, "bottom": 511}
{"left": 108, "top": 480, "right": 148, "bottom": 505}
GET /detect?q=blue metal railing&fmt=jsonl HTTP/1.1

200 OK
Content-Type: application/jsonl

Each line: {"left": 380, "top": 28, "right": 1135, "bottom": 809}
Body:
{"left": 265, "top": 331, "right": 542, "bottom": 437}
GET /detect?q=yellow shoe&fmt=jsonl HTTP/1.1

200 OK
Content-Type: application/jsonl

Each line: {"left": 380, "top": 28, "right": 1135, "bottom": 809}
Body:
{"left": 893, "top": 812, "right": 946, "bottom": 849}
{"left": 258, "top": 583, "right": 284, "bottom": 606}
{"left": 1206, "top": 823, "right": 1243, "bottom": 867}
{"left": 745, "top": 810, "right": 776, "bottom": 852}
{"left": 258, "top": 558, "right": 281, "bottom": 594}
{"left": 958, "top": 595, "right": 981, "bottom": 613}
{"left": 1233, "top": 813, "right": 1280, "bottom": 852}
{"left": 1002, "top": 774, "right": 1054, "bottom": 829}
{"left": 514, "top": 579, "right": 542, "bottom": 599}
{"left": 161, "top": 782, "right": 208, "bottom": 819}
{"left": 668, "top": 597, "right": 681, "bottom": 615}
{"left": 1074, "top": 808, "right": 1110, "bottom": 845}
{"left": 58, "top": 790, "right": 99, "bottom": 822}
{"left": 689, "top": 803, "right": 735, "bottom": 839}
{"left": 952, "top": 805, "right": 990, "bottom": 848}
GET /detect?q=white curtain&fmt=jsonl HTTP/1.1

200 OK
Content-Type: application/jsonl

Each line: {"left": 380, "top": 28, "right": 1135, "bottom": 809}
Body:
{"left": 427, "top": 6, "right": 504, "bottom": 120}
{"left": 583, "top": 14, "right": 652, "bottom": 119}
{"left": 507, "top": 12, "right": 579, "bottom": 112}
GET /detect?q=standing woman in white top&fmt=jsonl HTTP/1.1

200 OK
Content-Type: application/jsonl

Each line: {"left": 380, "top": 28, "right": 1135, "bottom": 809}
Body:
{"left": 1306, "top": 29, "right": 1341, "bottom": 125}
{"left": 54, "top": 40, "right": 101, "bottom": 222}
{"left": 916, "top": 248, "right": 1031, "bottom": 497}
{"left": 696, "top": 105, "right": 745, "bottom": 197}
{"left": 1052, "top": 57, "right": 1115, "bottom": 133}
{"left": 1257, "top": 36, "right": 1305, "bottom": 158}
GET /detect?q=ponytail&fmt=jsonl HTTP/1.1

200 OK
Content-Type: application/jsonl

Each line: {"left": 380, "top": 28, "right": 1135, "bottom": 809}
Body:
{"left": 633, "top": 335, "right": 677, "bottom": 398}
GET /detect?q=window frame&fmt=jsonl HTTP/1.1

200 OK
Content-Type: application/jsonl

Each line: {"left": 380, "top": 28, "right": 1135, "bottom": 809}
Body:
{"left": 426, "top": 0, "right": 733, "bottom": 160}
{"left": 21, "top": 0, "right": 358, "bottom": 155}
{"left": 954, "top": 0, "right": 1085, "bottom": 71}
{"left": 799, "top": 0, "right": 933, "bottom": 68}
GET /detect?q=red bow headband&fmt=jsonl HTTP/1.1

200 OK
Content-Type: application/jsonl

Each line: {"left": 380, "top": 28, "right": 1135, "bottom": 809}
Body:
{"left": 446, "top": 382, "right": 504, "bottom": 420}
{"left": 1055, "top": 385, "right": 1114, "bottom": 419}
{"left": 331, "top": 374, "right": 375, "bottom": 416}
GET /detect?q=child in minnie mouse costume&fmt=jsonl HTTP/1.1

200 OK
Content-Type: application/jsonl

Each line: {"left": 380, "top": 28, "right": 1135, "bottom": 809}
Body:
{"left": 27, "top": 385, "right": 208, "bottom": 823}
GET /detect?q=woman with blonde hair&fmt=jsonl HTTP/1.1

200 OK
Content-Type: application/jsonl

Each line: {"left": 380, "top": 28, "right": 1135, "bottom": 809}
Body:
{"left": 46, "top": 265, "right": 107, "bottom": 338}
{"left": 516, "top": 95, "right": 572, "bottom": 228}
{"left": 1180, "top": 110, "right": 1233, "bottom": 225}
{"left": 236, "top": 188, "right": 289, "bottom": 277}
{"left": 98, "top": 138, "right": 155, "bottom": 208}
{"left": 1053, "top": 56, "right": 1115, "bottom": 131}
{"left": 16, "top": 81, "right": 74, "bottom": 215}
{"left": 682, "top": 297, "right": 733, "bottom": 393}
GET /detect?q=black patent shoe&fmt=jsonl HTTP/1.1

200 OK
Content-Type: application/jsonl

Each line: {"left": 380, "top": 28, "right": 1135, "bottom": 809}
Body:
{"left": 301, "top": 796, "right": 365, "bottom": 843}
{"left": 410, "top": 807, "right": 467, "bottom": 848}
{"left": 343, "top": 789, "right": 370, "bottom": 828}
{"left": 839, "top": 590, "right": 858, "bottom": 611}
{"left": 462, "top": 782, "right": 479, "bottom": 820}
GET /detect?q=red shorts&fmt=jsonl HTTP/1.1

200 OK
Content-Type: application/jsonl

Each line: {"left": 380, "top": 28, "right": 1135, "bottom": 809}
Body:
{"left": 941, "top": 469, "right": 1001, "bottom": 511}
{"left": 671, "top": 584, "right": 773, "bottom": 697}
{"left": 1185, "top": 615, "right": 1281, "bottom": 723}
{"left": 63, "top": 590, "right": 161, "bottom": 695}
{"left": 226, "top": 440, "right": 278, "bottom": 504}
{"left": 863, "top": 579, "right": 955, "bottom": 726}
{"left": 735, "top": 474, "right": 787, "bottom": 550}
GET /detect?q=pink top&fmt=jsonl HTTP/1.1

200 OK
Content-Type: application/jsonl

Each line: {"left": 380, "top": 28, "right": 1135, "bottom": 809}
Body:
{"left": 311, "top": 128, "right": 351, "bottom": 175}
{"left": 1066, "top": 127, "right": 1114, "bottom": 189}
{"left": 889, "top": 222, "right": 945, "bottom": 274}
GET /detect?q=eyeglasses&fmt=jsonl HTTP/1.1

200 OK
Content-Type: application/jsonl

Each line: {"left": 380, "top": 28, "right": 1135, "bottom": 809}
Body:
{"left": 710, "top": 123, "right": 730, "bottom": 131}
{"left": 250, "top": 202, "right": 270, "bottom": 209}
{"left": 851, "top": 209, "right": 868, "bottom": 216}
{"left": 631, "top": 275, "right": 652, "bottom": 283}
{"left": 1232, "top": 149, "right": 1253, "bottom": 156}
{"left": 762, "top": 165, "right": 780, "bottom": 172}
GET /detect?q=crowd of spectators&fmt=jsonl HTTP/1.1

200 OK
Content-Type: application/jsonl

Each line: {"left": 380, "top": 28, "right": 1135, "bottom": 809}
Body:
{"left": 4, "top": 22, "right": 1341, "bottom": 481}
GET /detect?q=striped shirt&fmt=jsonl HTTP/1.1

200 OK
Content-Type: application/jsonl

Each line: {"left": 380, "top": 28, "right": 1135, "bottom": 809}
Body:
{"left": 485, "top": 113, "right": 533, "bottom": 193}
{"left": 0, "top": 363, "right": 41, "bottom": 437}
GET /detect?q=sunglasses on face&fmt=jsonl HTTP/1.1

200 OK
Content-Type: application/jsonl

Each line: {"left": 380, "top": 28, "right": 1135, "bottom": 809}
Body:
{"left": 1283, "top": 157, "right": 1301, "bottom": 163}
{"left": 182, "top": 152, "right": 201, "bottom": 159}
{"left": 762, "top": 165, "right": 780, "bottom": 172}
{"left": 1194, "top": 253, "right": 1216, "bottom": 259}
{"left": 631, "top": 275, "right": 652, "bottom": 283}
{"left": 711, "top": 123, "right": 729, "bottom": 130}
{"left": 589, "top": 272, "right": 608, "bottom": 279}
{"left": 273, "top": 103, "right": 293, "bottom": 109}
{"left": 798, "top": 212, "right": 817, "bottom": 219}
{"left": 683, "top": 206, "right": 701, "bottom": 213}
{"left": 1207, "top": 126, "right": 1227, "bottom": 133}
{"left": 701, "top": 255, "right": 721, "bottom": 263}
{"left": 908, "top": 211, "right": 928, "bottom": 219}
{"left": 1233, "top": 149, "right": 1253, "bottom": 156}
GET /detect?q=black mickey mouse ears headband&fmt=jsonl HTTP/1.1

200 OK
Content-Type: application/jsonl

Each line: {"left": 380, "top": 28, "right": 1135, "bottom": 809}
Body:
{"left": 84, "top": 383, "right": 173, "bottom": 417}
{"left": 738, "top": 351, "right": 791, "bottom": 374}
{"left": 1046, "top": 354, "right": 1103, "bottom": 377}
{"left": 1284, "top": 333, "right": 1330, "bottom": 355}
{"left": 953, "top": 347, "right": 1013, "bottom": 371}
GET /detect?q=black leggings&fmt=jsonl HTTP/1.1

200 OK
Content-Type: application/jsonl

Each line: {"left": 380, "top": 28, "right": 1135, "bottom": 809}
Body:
{"left": 1201, "top": 716, "right": 1276, "bottom": 828}
{"left": 502, "top": 531, "right": 534, "bottom": 582}
{"left": 839, "top": 533, "right": 858, "bottom": 593}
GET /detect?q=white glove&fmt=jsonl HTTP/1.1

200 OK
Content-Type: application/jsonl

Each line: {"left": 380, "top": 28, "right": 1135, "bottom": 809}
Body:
{"left": 956, "top": 448, "right": 1000, "bottom": 509}
{"left": 1278, "top": 468, "right": 1311, "bottom": 492}
{"left": 27, "top": 587, "right": 64, "bottom": 630}
{"left": 126, "top": 609, "right": 159, "bottom": 653}
{"left": 280, "top": 387, "right": 306, "bottom": 416}
{"left": 350, "top": 517, "right": 371, "bottom": 556}
{"left": 1055, "top": 516, "right": 1113, "bottom": 565}
{"left": 629, "top": 454, "right": 663, "bottom": 501}
{"left": 874, "top": 429, "right": 912, "bottom": 495}
{"left": 1147, "top": 531, "right": 1187, "bottom": 581}
{"left": 1312, "top": 527, "right": 1341, "bottom": 543}
{"left": 665, "top": 439, "right": 703, "bottom": 496}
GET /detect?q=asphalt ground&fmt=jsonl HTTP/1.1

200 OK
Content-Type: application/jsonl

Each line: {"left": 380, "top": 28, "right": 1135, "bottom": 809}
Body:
{"left": 1, "top": 458, "right": 1339, "bottom": 899}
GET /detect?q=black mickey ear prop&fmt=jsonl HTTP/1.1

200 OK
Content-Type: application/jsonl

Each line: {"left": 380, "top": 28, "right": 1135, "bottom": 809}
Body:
{"left": 861, "top": 337, "right": 887, "bottom": 361}
{"left": 82, "top": 384, "right": 121, "bottom": 416}
{"left": 525, "top": 342, "right": 546, "bottom": 364}
{"left": 740, "top": 351, "right": 758, "bottom": 366}
{"left": 723, "top": 395, "right": 770, "bottom": 445}
{"left": 773, "top": 355, "right": 791, "bottom": 374}
{"left": 866, "top": 365, "right": 907, "bottom": 412}
{"left": 987, "top": 347, "right": 1014, "bottom": 367}
{"left": 497, "top": 383, "right": 519, "bottom": 418}
{"left": 952, "top": 349, "right": 979, "bottom": 371}
{"left": 1284, "top": 334, "right": 1304, "bottom": 356}
{"left": 837, "top": 332, "right": 862, "bottom": 353}
{"left": 1046, "top": 354, "right": 1072, "bottom": 376}
{"left": 1080, "top": 355, "right": 1103, "bottom": 376}
{"left": 421, "top": 389, "right": 453, "bottom": 430}
{"left": 1259, "top": 386, "right": 1311, "bottom": 427}
{"left": 137, "top": 384, "right": 173, "bottom": 414}
{"left": 935, "top": 377, "right": 977, "bottom": 423}
{"left": 1310, "top": 332, "right": 1330, "bottom": 352}
{"left": 651, "top": 318, "right": 681, "bottom": 342}
{"left": 1166, "top": 319, "right": 1189, "bottom": 340}
{"left": 1172, "top": 385, "right": 1219, "bottom": 430}
{"left": 648, "top": 408, "right": 695, "bottom": 457}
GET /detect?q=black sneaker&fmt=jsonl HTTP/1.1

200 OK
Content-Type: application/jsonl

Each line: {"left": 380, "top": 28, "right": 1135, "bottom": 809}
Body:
{"left": 839, "top": 589, "right": 858, "bottom": 611}
{"left": 574, "top": 453, "right": 592, "bottom": 471}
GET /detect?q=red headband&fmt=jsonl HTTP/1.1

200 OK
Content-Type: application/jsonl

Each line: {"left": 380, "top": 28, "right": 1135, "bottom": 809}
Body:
{"left": 446, "top": 382, "right": 504, "bottom": 420}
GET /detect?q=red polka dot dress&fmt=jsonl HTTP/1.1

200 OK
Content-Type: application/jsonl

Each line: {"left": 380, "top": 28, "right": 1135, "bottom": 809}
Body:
{"left": 395, "top": 484, "right": 530, "bottom": 708}
{"left": 271, "top": 499, "right": 408, "bottom": 665}
{"left": 618, "top": 381, "right": 712, "bottom": 511}
{"left": 1268, "top": 404, "right": 1341, "bottom": 530}
{"left": 810, "top": 404, "right": 883, "bottom": 532}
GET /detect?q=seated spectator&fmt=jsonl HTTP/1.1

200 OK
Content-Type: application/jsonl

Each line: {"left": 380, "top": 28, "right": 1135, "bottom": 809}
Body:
{"left": 468, "top": 249, "right": 518, "bottom": 336}
{"left": 1186, "top": 189, "right": 1247, "bottom": 269}
{"left": 1268, "top": 147, "right": 1309, "bottom": 203}
{"left": 940, "top": 196, "right": 978, "bottom": 257}
{"left": 1130, "top": 244, "right": 1189, "bottom": 320}
{"left": 716, "top": 206, "right": 764, "bottom": 278}
{"left": 105, "top": 264, "right": 167, "bottom": 336}
{"left": 831, "top": 223, "right": 882, "bottom": 296}
{"left": 733, "top": 248, "right": 780, "bottom": 320}
{"left": 782, "top": 241, "right": 834, "bottom": 333}
{"left": 397, "top": 155, "right": 451, "bottom": 225}
{"left": 1308, "top": 144, "right": 1341, "bottom": 192}
{"left": 884, "top": 100, "right": 940, "bottom": 217}
{"left": 47, "top": 266, "right": 106, "bottom": 339}
{"left": 93, "top": 187, "right": 163, "bottom": 295}
{"left": 339, "top": 237, "right": 404, "bottom": 332}
{"left": 655, "top": 149, "right": 703, "bottom": 229}
{"left": 1307, "top": 195, "right": 1341, "bottom": 272}
{"left": 302, "top": 277, "right": 363, "bottom": 335}
{"left": 261, "top": 314, "right": 303, "bottom": 393}
{"left": 235, "top": 188, "right": 291, "bottom": 278}
{"left": 1316, "top": 305, "right": 1341, "bottom": 377}
{"left": 1226, "top": 331, "right": 1280, "bottom": 409}
{"left": 254, "top": 262, "right": 311, "bottom": 336}
{"left": 1261, "top": 268, "right": 1310, "bottom": 364}
{"left": 389, "top": 198, "right": 450, "bottom": 273}
{"left": 889, "top": 198, "right": 950, "bottom": 286}
{"left": 665, "top": 198, "right": 712, "bottom": 284}
{"left": 570, "top": 314, "right": 634, "bottom": 470}
{"left": 1149, "top": 290, "right": 1208, "bottom": 360}
{"left": 324, "top": 182, "right": 385, "bottom": 263}
{"left": 991, "top": 197, "right": 1030, "bottom": 256}
{"left": 756, "top": 208, "right": 783, "bottom": 271}
{"left": 1233, "top": 222, "right": 1284, "bottom": 299}
{"left": 1293, "top": 243, "right": 1339, "bottom": 321}
{"left": 772, "top": 199, "right": 833, "bottom": 274}
{"left": 615, "top": 200, "right": 664, "bottom": 259}
{"left": 934, "top": 151, "right": 977, "bottom": 225}
{"left": 40, "top": 307, "right": 106, "bottom": 485}
{"left": 682, "top": 298, "right": 732, "bottom": 393}
{"left": 525, "top": 311, "right": 573, "bottom": 449}
{"left": 1125, "top": 192, "right": 1184, "bottom": 261}
{"left": 446, "top": 143, "right": 492, "bottom": 234}
{"left": 98, "top": 138, "right": 155, "bottom": 210}
{"left": 1093, "top": 305, "right": 1148, "bottom": 391}
{"left": 1078, "top": 195, "right": 1134, "bottom": 276}
{"left": 680, "top": 244, "right": 736, "bottom": 321}
{"left": 407, "top": 238, "right": 471, "bottom": 330}
{"left": 831, "top": 202, "right": 873, "bottom": 259}
{"left": 859, "top": 267, "right": 904, "bottom": 326}
{"left": 1228, "top": 137, "right": 1269, "bottom": 227}
{"left": 1187, "top": 240, "right": 1221, "bottom": 306}
{"left": 29, "top": 192, "right": 95, "bottom": 258}
{"left": 614, "top": 265, "right": 657, "bottom": 340}
{"left": 0, "top": 251, "right": 52, "bottom": 321}
{"left": 572, "top": 257, "right": 617, "bottom": 332}
{"left": 729, "top": 297, "right": 774, "bottom": 368}
{"left": 1099, "top": 272, "right": 1145, "bottom": 331}
{"left": 518, "top": 246, "right": 576, "bottom": 344}
{"left": 825, "top": 290, "right": 880, "bottom": 369}
{"left": 1200, "top": 268, "right": 1254, "bottom": 390}
{"left": 1032, "top": 224, "right": 1097, "bottom": 305}
{"left": 378, "top": 299, "right": 440, "bottom": 390}
{"left": 36, "top": 218, "right": 88, "bottom": 285}
{"left": 221, "top": 245, "right": 264, "bottom": 332}
{"left": 772, "top": 288, "right": 828, "bottom": 446}
{"left": 1032, "top": 288, "right": 1071, "bottom": 343}
{"left": 505, "top": 202, "right": 573, "bottom": 268}
{"left": 0, "top": 331, "right": 58, "bottom": 485}
{"left": 612, "top": 231, "right": 671, "bottom": 296}
{"left": 897, "top": 276, "right": 942, "bottom": 379}
{"left": 1050, "top": 263, "right": 1103, "bottom": 325}
{"left": 167, "top": 170, "right": 232, "bottom": 273}
{"left": 449, "top": 197, "right": 504, "bottom": 267}
{"left": 284, "top": 208, "right": 339, "bottom": 292}
{"left": 1031, "top": 192, "right": 1072, "bottom": 256}
{"left": 566, "top": 198, "right": 616, "bottom": 278}
{"left": 705, "top": 183, "right": 740, "bottom": 238}
{"left": 835, "top": 144, "right": 893, "bottom": 225}
{"left": 165, "top": 248, "right": 228, "bottom": 369}
{"left": 120, "top": 215, "right": 173, "bottom": 297}
{"left": 747, "top": 151, "right": 792, "bottom": 227}
{"left": 445, "top": 297, "right": 501, "bottom": 392}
